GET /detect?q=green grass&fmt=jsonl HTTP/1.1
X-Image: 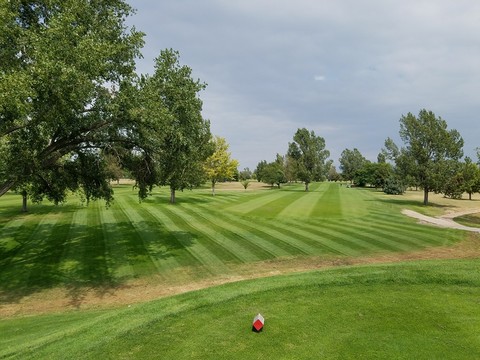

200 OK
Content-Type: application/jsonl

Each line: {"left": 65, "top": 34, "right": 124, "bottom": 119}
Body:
{"left": 0, "top": 182, "right": 468, "bottom": 302}
{"left": 454, "top": 213, "right": 480, "bottom": 228}
{"left": 1, "top": 259, "right": 479, "bottom": 359}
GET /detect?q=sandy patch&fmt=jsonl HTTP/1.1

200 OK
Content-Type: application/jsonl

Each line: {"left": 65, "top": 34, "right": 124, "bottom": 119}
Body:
{"left": 402, "top": 209, "right": 480, "bottom": 232}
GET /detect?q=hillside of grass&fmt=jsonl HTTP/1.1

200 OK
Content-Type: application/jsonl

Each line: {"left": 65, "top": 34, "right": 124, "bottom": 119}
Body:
{"left": 0, "top": 182, "right": 469, "bottom": 311}
{"left": 1, "top": 259, "right": 479, "bottom": 359}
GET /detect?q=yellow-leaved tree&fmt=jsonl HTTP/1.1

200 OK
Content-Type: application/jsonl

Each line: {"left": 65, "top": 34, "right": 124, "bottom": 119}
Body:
{"left": 204, "top": 136, "right": 239, "bottom": 195}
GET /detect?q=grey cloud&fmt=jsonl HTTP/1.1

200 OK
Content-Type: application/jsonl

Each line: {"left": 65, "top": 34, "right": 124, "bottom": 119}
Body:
{"left": 128, "top": 0, "right": 480, "bottom": 168}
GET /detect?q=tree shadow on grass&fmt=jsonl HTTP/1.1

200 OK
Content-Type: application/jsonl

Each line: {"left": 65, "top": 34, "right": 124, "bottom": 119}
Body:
{"left": 0, "top": 217, "right": 196, "bottom": 307}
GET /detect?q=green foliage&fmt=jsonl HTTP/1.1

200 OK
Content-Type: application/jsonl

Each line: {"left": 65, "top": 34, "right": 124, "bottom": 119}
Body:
{"left": 0, "top": 0, "right": 144, "bottom": 208}
{"left": 255, "top": 155, "right": 286, "bottom": 188}
{"left": 140, "top": 49, "right": 212, "bottom": 203}
{"left": 327, "top": 164, "right": 341, "bottom": 182}
{"left": 238, "top": 167, "right": 252, "bottom": 181}
{"left": 240, "top": 180, "right": 250, "bottom": 190}
{"left": 353, "top": 162, "right": 393, "bottom": 188}
{"left": 460, "top": 157, "right": 480, "bottom": 200}
{"left": 339, "top": 148, "right": 367, "bottom": 182}
{"left": 383, "top": 176, "right": 407, "bottom": 195}
{"left": 287, "top": 128, "right": 330, "bottom": 191}
{"left": 388, "top": 109, "right": 464, "bottom": 205}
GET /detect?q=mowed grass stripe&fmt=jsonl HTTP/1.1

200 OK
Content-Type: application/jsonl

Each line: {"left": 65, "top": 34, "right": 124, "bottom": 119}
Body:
{"left": 0, "top": 216, "right": 36, "bottom": 272}
{"left": 276, "top": 184, "right": 325, "bottom": 219}
{"left": 135, "top": 202, "right": 230, "bottom": 280}
{"left": 22, "top": 213, "right": 65, "bottom": 288}
{"left": 247, "top": 191, "right": 314, "bottom": 218}
{"left": 176, "top": 205, "right": 261, "bottom": 262}
{"left": 166, "top": 205, "right": 252, "bottom": 264}
{"left": 268, "top": 218, "right": 383, "bottom": 254}
{"left": 194, "top": 203, "right": 300, "bottom": 257}
{"left": 226, "top": 189, "right": 292, "bottom": 215}
{"left": 113, "top": 197, "right": 165, "bottom": 276}
{"left": 355, "top": 216, "right": 447, "bottom": 247}
{"left": 122, "top": 193, "right": 217, "bottom": 273}
{"left": 366, "top": 212, "right": 462, "bottom": 246}
{"left": 178, "top": 205, "right": 285, "bottom": 260}
{"left": 198, "top": 204, "right": 336, "bottom": 256}
{"left": 82, "top": 202, "right": 115, "bottom": 284}
{"left": 329, "top": 220, "right": 423, "bottom": 252}
{"left": 264, "top": 218, "right": 366, "bottom": 256}
{"left": 97, "top": 204, "right": 136, "bottom": 279}
{"left": 300, "top": 219, "right": 414, "bottom": 253}
{"left": 151, "top": 205, "right": 231, "bottom": 275}
{"left": 309, "top": 182, "right": 343, "bottom": 218}
{"left": 58, "top": 206, "right": 94, "bottom": 285}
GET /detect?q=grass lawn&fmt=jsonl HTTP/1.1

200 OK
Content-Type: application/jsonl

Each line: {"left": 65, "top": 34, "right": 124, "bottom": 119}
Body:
{"left": 1, "top": 259, "right": 479, "bottom": 359}
{"left": 0, "top": 182, "right": 475, "bottom": 315}
{"left": 454, "top": 213, "right": 480, "bottom": 228}
{"left": 1, "top": 183, "right": 479, "bottom": 358}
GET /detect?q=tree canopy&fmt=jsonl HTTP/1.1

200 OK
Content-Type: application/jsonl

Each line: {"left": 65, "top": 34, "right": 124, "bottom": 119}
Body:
{"left": 339, "top": 148, "right": 367, "bottom": 182}
{"left": 138, "top": 49, "right": 212, "bottom": 204}
{"left": 287, "top": 128, "right": 330, "bottom": 191}
{"left": 204, "top": 136, "right": 239, "bottom": 195}
{"left": 388, "top": 109, "right": 464, "bottom": 205}
{"left": 0, "top": 0, "right": 144, "bottom": 209}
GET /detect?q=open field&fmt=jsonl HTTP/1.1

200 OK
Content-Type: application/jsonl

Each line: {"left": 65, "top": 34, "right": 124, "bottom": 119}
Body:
{"left": 1, "top": 259, "right": 479, "bottom": 359}
{"left": 1, "top": 182, "right": 479, "bottom": 317}
{"left": 1, "top": 182, "right": 480, "bottom": 358}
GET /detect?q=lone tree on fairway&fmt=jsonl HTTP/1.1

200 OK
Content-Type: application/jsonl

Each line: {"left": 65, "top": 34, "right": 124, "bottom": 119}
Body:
{"left": 142, "top": 49, "right": 212, "bottom": 204}
{"left": 287, "top": 128, "right": 330, "bottom": 191}
{"left": 0, "top": 0, "right": 144, "bottom": 210}
{"left": 387, "top": 109, "right": 464, "bottom": 205}
{"left": 204, "top": 136, "right": 239, "bottom": 196}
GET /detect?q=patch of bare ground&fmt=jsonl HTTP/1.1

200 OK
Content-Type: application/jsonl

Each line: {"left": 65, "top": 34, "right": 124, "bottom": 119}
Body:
{"left": 2, "top": 233, "right": 479, "bottom": 318}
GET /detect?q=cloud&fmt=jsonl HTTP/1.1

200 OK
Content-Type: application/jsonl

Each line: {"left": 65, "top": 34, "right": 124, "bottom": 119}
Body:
{"left": 128, "top": 0, "right": 480, "bottom": 165}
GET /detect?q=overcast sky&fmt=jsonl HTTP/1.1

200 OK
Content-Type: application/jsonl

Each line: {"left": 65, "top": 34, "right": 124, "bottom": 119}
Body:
{"left": 127, "top": 0, "right": 480, "bottom": 170}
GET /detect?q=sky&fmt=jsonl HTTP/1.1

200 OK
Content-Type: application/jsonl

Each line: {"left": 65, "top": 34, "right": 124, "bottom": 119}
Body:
{"left": 127, "top": 0, "right": 480, "bottom": 170}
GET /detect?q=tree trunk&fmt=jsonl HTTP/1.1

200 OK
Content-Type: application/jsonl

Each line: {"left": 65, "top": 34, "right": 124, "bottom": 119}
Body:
{"left": 211, "top": 181, "right": 216, "bottom": 196}
{"left": 22, "top": 190, "right": 28, "bottom": 212}
{"left": 423, "top": 188, "right": 429, "bottom": 205}
{"left": 469, "top": 192, "right": 472, "bottom": 200}
{"left": 305, "top": 182, "right": 309, "bottom": 192}
{"left": 170, "top": 186, "right": 176, "bottom": 204}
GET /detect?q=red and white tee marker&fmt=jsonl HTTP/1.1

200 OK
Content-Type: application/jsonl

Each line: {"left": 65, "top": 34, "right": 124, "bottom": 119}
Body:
{"left": 252, "top": 313, "right": 265, "bottom": 332}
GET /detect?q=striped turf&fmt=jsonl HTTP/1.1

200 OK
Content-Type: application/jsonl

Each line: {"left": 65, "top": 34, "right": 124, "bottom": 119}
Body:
{"left": 0, "top": 183, "right": 466, "bottom": 292}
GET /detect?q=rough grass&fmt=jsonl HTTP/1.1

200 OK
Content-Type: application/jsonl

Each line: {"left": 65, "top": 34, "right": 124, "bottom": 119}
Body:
{"left": 454, "top": 213, "right": 480, "bottom": 227}
{"left": 0, "top": 183, "right": 474, "bottom": 316}
{"left": 1, "top": 259, "right": 479, "bottom": 359}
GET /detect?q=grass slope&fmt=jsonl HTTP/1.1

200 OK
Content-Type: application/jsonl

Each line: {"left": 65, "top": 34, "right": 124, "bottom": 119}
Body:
{"left": 1, "top": 259, "right": 479, "bottom": 359}
{"left": 0, "top": 183, "right": 467, "bottom": 303}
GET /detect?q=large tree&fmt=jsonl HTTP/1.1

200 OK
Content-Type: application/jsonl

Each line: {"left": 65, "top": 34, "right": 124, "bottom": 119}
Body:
{"left": 460, "top": 157, "right": 480, "bottom": 200}
{"left": 204, "top": 136, "right": 239, "bottom": 196}
{"left": 0, "top": 0, "right": 144, "bottom": 209}
{"left": 391, "top": 109, "right": 464, "bottom": 205}
{"left": 339, "top": 148, "right": 367, "bottom": 182}
{"left": 287, "top": 128, "right": 330, "bottom": 191}
{"left": 141, "top": 49, "right": 212, "bottom": 204}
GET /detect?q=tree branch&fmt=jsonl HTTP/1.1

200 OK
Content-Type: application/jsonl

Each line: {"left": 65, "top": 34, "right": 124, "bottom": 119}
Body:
{"left": 0, "top": 180, "right": 15, "bottom": 197}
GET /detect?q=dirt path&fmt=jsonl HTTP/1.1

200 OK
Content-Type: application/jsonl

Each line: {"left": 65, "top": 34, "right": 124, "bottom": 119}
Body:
{"left": 402, "top": 209, "right": 480, "bottom": 232}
